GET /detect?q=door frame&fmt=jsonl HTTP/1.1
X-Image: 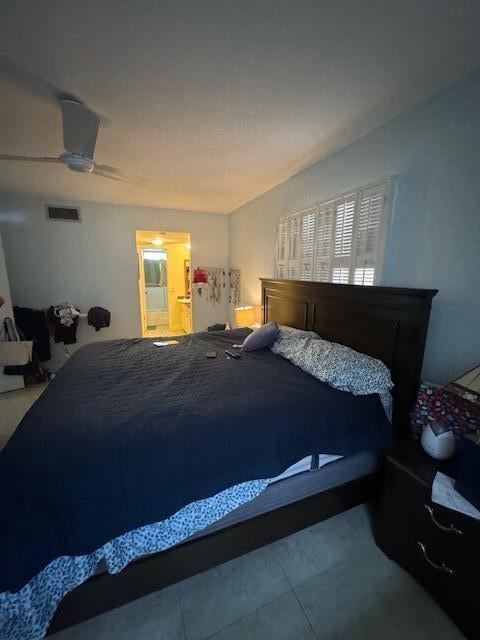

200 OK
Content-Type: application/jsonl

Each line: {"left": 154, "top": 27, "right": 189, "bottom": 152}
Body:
{"left": 136, "top": 231, "right": 192, "bottom": 337}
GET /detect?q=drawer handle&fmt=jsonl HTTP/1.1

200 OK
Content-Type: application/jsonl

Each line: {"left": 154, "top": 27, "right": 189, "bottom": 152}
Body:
{"left": 424, "top": 505, "right": 463, "bottom": 535}
{"left": 417, "top": 541, "right": 454, "bottom": 575}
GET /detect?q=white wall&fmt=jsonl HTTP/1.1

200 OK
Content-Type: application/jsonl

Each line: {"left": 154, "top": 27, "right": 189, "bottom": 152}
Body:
{"left": 0, "top": 197, "right": 229, "bottom": 361}
{"left": 229, "top": 71, "right": 480, "bottom": 384}
{"left": 0, "top": 230, "right": 24, "bottom": 391}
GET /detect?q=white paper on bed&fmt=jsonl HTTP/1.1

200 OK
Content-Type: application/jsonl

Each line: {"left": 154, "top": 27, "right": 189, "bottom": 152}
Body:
{"left": 431, "top": 471, "right": 480, "bottom": 520}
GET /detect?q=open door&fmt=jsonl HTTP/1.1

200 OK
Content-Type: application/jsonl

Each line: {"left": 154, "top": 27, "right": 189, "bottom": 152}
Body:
{"left": 136, "top": 230, "right": 191, "bottom": 337}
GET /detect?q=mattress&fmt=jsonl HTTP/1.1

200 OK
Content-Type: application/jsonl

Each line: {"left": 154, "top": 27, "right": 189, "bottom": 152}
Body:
{"left": 91, "top": 450, "right": 376, "bottom": 577}
{"left": 187, "top": 450, "right": 379, "bottom": 541}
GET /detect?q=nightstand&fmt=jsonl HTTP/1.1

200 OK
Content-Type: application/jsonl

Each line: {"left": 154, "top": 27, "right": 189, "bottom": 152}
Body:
{"left": 373, "top": 439, "right": 479, "bottom": 640}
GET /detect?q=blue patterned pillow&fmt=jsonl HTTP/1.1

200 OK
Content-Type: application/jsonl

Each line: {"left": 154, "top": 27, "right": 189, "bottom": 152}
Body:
{"left": 272, "top": 333, "right": 392, "bottom": 396}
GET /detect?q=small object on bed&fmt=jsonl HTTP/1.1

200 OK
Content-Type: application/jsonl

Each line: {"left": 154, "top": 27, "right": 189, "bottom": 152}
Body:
{"left": 241, "top": 320, "right": 279, "bottom": 351}
{"left": 224, "top": 349, "right": 240, "bottom": 359}
{"left": 206, "top": 351, "right": 217, "bottom": 358}
{"left": 153, "top": 340, "right": 179, "bottom": 346}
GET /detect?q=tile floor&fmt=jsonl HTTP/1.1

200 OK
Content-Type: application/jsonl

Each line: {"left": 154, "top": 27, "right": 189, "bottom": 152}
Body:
{"left": 0, "top": 387, "right": 465, "bottom": 640}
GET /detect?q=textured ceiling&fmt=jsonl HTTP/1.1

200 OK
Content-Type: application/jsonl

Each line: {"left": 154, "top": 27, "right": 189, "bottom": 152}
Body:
{"left": 0, "top": 0, "right": 479, "bottom": 213}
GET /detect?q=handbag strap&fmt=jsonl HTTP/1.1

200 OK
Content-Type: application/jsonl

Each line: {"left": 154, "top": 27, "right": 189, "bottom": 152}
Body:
{"left": 1, "top": 317, "right": 21, "bottom": 342}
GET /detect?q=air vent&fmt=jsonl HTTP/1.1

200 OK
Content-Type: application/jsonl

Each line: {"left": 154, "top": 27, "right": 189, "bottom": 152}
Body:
{"left": 45, "top": 205, "right": 81, "bottom": 222}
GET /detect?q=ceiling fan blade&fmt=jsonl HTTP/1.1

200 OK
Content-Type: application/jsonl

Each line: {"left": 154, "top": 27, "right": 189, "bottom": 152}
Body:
{"left": 0, "top": 55, "right": 80, "bottom": 106}
{"left": 60, "top": 99, "right": 99, "bottom": 159}
{"left": 0, "top": 154, "right": 61, "bottom": 163}
{"left": 0, "top": 55, "right": 110, "bottom": 125}
{"left": 94, "top": 164, "right": 153, "bottom": 187}
{"left": 91, "top": 168, "right": 127, "bottom": 184}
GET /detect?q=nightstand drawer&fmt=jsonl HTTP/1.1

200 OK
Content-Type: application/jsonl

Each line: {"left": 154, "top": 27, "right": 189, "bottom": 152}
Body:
{"left": 386, "top": 459, "right": 478, "bottom": 551}
{"left": 379, "top": 497, "right": 478, "bottom": 574}
{"left": 375, "top": 501, "right": 477, "bottom": 639}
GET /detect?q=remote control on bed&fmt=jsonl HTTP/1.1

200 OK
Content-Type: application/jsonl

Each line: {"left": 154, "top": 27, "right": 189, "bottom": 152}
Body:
{"left": 225, "top": 349, "right": 241, "bottom": 359}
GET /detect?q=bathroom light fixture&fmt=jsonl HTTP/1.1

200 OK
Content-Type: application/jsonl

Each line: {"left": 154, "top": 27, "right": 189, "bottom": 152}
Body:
{"left": 151, "top": 238, "right": 164, "bottom": 246}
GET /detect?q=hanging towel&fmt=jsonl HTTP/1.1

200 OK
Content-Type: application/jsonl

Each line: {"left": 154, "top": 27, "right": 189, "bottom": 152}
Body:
{"left": 159, "top": 260, "right": 167, "bottom": 287}
{"left": 144, "top": 260, "right": 161, "bottom": 286}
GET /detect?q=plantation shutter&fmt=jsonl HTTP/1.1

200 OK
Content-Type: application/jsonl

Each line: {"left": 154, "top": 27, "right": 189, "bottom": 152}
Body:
{"left": 313, "top": 200, "right": 335, "bottom": 282}
{"left": 332, "top": 194, "right": 356, "bottom": 284}
{"left": 299, "top": 207, "right": 317, "bottom": 281}
{"left": 287, "top": 213, "right": 302, "bottom": 279}
{"left": 275, "top": 180, "right": 388, "bottom": 286}
{"left": 353, "top": 183, "right": 386, "bottom": 285}
{"left": 275, "top": 217, "right": 288, "bottom": 278}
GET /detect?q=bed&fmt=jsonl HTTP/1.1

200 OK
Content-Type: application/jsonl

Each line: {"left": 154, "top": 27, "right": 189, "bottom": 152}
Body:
{"left": 0, "top": 279, "right": 437, "bottom": 638}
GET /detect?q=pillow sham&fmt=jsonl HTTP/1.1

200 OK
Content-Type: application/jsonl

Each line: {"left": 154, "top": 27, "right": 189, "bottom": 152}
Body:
{"left": 273, "top": 333, "right": 393, "bottom": 397}
{"left": 242, "top": 321, "right": 279, "bottom": 351}
{"left": 277, "top": 325, "right": 320, "bottom": 340}
{"left": 270, "top": 326, "right": 319, "bottom": 362}
{"left": 305, "top": 339, "right": 393, "bottom": 396}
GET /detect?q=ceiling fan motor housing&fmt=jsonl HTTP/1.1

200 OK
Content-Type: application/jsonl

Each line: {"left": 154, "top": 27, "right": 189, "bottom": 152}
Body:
{"left": 60, "top": 152, "right": 95, "bottom": 173}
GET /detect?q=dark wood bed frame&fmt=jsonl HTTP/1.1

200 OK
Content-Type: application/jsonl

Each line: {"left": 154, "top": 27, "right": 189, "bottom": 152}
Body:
{"left": 48, "top": 279, "right": 437, "bottom": 634}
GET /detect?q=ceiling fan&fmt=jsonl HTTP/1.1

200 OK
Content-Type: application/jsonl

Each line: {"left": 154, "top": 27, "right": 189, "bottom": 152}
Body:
{"left": 0, "top": 57, "right": 152, "bottom": 186}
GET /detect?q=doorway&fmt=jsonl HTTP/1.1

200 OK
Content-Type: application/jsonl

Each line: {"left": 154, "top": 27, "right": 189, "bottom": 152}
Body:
{"left": 136, "top": 230, "right": 192, "bottom": 337}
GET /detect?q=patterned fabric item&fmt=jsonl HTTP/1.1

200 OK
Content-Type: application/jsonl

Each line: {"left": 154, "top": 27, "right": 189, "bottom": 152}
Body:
{"left": 410, "top": 382, "right": 480, "bottom": 439}
{"left": 276, "top": 325, "right": 320, "bottom": 341}
{"left": 0, "top": 479, "right": 269, "bottom": 640}
{"left": 272, "top": 333, "right": 393, "bottom": 397}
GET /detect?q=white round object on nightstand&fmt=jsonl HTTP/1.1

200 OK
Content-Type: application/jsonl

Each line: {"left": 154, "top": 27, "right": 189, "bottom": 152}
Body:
{"left": 421, "top": 424, "right": 456, "bottom": 460}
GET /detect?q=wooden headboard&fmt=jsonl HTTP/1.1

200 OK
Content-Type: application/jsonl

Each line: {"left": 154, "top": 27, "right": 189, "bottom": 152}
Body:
{"left": 261, "top": 279, "right": 437, "bottom": 435}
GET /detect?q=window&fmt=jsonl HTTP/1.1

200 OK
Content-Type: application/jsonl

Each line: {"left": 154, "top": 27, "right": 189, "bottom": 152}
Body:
{"left": 275, "top": 181, "right": 388, "bottom": 286}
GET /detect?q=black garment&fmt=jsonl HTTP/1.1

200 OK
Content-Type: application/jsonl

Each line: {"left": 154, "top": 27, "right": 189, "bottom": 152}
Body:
{"left": 47, "top": 307, "right": 79, "bottom": 344}
{"left": 87, "top": 307, "right": 111, "bottom": 332}
{"left": 13, "top": 306, "right": 51, "bottom": 361}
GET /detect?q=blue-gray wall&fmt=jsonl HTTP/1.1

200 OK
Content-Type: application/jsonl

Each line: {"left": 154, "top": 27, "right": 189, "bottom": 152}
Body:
{"left": 229, "top": 71, "right": 480, "bottom": 384}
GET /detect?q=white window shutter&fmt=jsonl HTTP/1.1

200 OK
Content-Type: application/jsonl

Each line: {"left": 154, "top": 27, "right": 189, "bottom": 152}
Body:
{"left": 275, "top": 217, "right": 288, "bottom": 278}
{"left": 287, "top": 213, "right": 302, "bottom": 279}
{"left": 275, "top": 180, "right": 388, "bottom": 286}
{"left": 313, "top": 200, "right": 335, "bottom": 282}
{"left": 299, "top": 207, "right": 317, "bottom": 281}
{"left": 353, "top": 183, "right": 386, "bottom": 285}
{"left": 332, "top": 194, "right": 356, "bottom": 283}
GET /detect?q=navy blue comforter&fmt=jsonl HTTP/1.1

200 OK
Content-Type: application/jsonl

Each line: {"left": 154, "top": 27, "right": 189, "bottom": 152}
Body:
{"left": 0, "top": 329, "right": 391, "bottom": 592}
